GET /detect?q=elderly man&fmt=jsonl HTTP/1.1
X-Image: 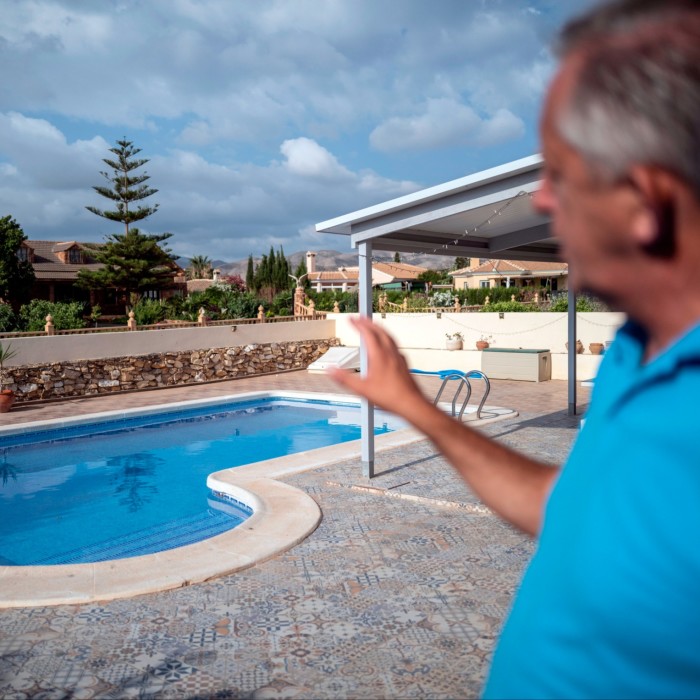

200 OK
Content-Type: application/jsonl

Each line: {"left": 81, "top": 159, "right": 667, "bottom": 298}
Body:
{"left": 330, "top": 0, "right": 700, "bottom": 697}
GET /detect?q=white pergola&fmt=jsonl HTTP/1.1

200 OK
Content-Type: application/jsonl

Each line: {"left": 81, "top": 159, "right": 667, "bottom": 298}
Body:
{"left": 316, "top": 154, "right": 580, "bottom": 477}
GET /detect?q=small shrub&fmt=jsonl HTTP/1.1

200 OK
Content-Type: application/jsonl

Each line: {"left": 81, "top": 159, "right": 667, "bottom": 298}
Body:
{"left": 430, "top": 290, "right": 454, "bottom": 307}
{"left": 19, "top": 300, "right": 86, "bottom": 331}
{"left": 131, "top": 298, "right": 167, "bottom": 325}
{"left": 307, "top": 290, "right": 358, "bottom": 313}
{"left": 269, "top": 290, "right": 294, "bottom": 316}
{"left": 0, "top": 304, "right": 17, "bottom": 332}
{"left": 226, "top": 292, "right": 264, "bottom": 319}
{"left": 549, "top": 294, "right": 608, "bottom": 312}
{"left": 481, "top": 300, "right": 537, "bottom": 313}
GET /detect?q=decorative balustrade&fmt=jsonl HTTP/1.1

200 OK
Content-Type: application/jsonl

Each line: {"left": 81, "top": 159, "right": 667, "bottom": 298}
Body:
{"left": 0, "top": 306, "right": 328, "bottom": 339}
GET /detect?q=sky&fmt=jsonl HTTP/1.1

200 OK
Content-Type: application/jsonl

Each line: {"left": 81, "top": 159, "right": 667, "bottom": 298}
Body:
{"left": 0, "top": 0, "right": 595, "bottom": 263}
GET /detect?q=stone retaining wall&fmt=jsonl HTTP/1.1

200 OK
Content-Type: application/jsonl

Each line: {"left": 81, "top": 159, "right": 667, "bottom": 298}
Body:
{"left": 5, "top": 338, "right": 339, "bottom": 403}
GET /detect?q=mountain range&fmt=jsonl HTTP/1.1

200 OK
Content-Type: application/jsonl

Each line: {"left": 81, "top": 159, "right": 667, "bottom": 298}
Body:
{"left": 176, "top": 250, "right": 459, "bottom": 277}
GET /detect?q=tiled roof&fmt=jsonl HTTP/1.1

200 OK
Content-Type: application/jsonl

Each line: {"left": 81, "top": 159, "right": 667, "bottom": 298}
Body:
{"left": 308, "top": 261, "right": 427, "bottom": 284}
{"left": 451, "top": 259, "right": 568, "bottom": 276}
{"left": 308, "top": 270, "right": 359, "bottom": 282}
{"left": 26, "top": 240, "right": 103, "bottom": 281}
{"left": 372, "top": 262, "right": 426, "bottom": 278}
{"left": 51, "top": 241, "right": 81, "bottom": 253}
{"left": 187, "top": 279, "right": 216, "bottom": 292}
{"left": 25, "top": 240, "right": 185, "bottom": 284}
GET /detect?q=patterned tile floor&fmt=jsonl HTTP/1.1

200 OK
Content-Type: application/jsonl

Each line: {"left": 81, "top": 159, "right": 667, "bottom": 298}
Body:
{"left": 0, "top": 371, "right": 589, "bottom": 699}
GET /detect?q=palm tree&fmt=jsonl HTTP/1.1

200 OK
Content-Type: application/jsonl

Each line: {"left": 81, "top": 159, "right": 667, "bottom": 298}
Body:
{"left": 187, "top": 255, "right": 213, "bottom": 280}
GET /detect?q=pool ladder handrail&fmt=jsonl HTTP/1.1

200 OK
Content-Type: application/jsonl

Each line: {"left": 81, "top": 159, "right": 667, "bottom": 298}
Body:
{"left": 418, "top": 369, "right": 490, "bottom": 420}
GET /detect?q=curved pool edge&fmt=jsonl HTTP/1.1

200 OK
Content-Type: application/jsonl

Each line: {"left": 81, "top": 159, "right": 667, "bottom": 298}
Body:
{"left": 0, "top": 475, "right": 321, "bottom": 608}
{"left": 0, "top": 391, "right": 518, "bottom": 609}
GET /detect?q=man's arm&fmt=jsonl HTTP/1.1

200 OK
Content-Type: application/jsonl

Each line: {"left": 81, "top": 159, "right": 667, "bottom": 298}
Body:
{"left": 329, "top": 316, "right": 559, "bottom": 536}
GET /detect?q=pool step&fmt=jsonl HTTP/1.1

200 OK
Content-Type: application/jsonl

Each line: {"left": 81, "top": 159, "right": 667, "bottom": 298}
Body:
{"left": 32, "top": 504, "right": 248, "bottom": 566}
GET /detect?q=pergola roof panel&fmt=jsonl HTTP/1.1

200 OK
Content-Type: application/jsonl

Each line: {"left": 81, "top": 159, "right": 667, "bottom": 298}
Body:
{"left": 316, "top": 154, "right": 558, "bottom": 262}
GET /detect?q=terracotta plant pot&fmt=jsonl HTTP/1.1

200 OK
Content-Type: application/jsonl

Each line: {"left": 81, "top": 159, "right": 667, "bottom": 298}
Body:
{"left": 589, "top": 342, "right": 604, "bottom": 355}
{"left": 0, "top": 390, "right": 15, "bottom": 413}
{"left": 565, "top": 340, "right": 585, "bottom": 354}
{"left": 476, "top": 340, "right": 490, "bottom": 350}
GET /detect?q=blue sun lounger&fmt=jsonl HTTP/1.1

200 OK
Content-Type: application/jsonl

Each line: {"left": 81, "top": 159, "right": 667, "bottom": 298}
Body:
{"left": 410, "top": 369, "right": 490, "bottom": 420}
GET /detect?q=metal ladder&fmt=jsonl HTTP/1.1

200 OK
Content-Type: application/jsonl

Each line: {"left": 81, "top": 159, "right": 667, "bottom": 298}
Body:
{"left": 432, "top": 370, "right": 491, "bottom": 420}
{"left": 410, "top": 369, "right": 491, "bottom": 420}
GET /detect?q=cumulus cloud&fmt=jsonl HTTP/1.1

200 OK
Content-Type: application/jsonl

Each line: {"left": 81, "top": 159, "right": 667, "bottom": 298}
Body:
{"left": 0, "top": 0, "right": 591, "bottom": 259}
{"left": 370, "top": 99, "right": 524, "bottom": 152}
{"left": 0, "top": 117, "right": 419, "bottom": 260}
{"left": 280, "top": 137, "right": 353, "bottom": 181}
{"left": 0, "top": 112, "right": 107, "bottom": 189}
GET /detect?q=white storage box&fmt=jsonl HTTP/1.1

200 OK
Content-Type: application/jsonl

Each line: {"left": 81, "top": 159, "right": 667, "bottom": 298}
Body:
{"left": 481, "top": 348, "right": 551, "bottom": 382}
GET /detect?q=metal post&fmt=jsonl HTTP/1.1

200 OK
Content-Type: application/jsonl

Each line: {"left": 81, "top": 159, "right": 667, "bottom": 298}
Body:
{"left": 358, "top": 241, "right": 375, "bottom": 478}
{"left": 568, "top": 285, "right": 577, "bottom": 415}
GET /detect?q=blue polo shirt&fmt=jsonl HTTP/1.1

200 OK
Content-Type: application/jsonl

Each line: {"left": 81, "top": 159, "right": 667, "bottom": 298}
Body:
{"left": 484, "top": 320, "right": 700, "bottom": 699}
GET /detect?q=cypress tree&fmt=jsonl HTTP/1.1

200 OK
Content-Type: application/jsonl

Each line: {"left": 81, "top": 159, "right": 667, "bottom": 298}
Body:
{"left": 245, "top": 254, "right": 255, "bottom": 291}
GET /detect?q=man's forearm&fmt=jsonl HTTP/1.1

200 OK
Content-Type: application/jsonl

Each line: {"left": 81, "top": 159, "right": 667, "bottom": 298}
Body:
{"left": 329, "top": 317, "right": 559, "bottom": 536}
{"left": 402, "top": 398, "right": 558, "bottom": 536}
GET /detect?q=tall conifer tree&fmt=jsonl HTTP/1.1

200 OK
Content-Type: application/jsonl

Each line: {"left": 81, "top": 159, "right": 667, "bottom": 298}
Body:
{"left": 245, "top": 254, "right": 255, "bottom": 291}
{"left": 86, "top": 139, "right": 159, "bottom": 235}
{"left": 81, "top": 139, "right": 174, "bottom": 310}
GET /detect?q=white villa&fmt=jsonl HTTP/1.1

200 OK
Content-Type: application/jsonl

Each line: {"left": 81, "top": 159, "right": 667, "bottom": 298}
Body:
{"left": 450, "top": 259, "right": 568, "bottom": 291}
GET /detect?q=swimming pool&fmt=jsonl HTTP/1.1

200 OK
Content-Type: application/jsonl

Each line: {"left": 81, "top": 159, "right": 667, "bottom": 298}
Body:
{"left": 0, "top": 394, "right": 404, "bottom": 566}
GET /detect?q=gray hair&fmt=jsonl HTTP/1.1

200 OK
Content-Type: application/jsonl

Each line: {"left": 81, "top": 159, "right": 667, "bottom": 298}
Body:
{"left": 555, "top": 0, "right": 700, "bottom": 195}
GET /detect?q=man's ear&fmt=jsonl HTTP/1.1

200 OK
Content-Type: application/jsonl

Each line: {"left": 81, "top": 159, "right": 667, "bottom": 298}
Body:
{"left": 627, "top": 166, "right": 677, "bottom": 259}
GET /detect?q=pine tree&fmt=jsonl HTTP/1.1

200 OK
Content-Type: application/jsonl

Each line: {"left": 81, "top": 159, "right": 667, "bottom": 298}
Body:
{"left": 86, "top": 139, "right": 159, "bottom": 235}
{"left": 0, "top": 215, "right": 35, "bottom": 307}
{"left": 393, "top": 251, "right": 401, "bottom": 263}
{"left": 82, "top": 139, "right": 175, "bottom": 310}
{"left": 76, "top": 228, "right": 176, "bottom": 309}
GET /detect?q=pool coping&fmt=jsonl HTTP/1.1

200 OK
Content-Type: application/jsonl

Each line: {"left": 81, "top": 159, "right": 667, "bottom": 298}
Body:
{"left": 0, "top": 391, "right": 517, "bottom": 608}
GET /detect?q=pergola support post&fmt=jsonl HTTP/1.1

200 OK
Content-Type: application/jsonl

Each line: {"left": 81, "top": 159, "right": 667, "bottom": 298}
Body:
{"left": 568, "top": 285, "right": 577, "bottom": 415}
{"left": 358, "top": 240, "right": 375, "bottom": 478}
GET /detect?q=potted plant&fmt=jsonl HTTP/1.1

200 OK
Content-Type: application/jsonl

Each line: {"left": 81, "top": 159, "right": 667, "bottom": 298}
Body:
{"left": 0, "top": 341, "right": 18, "bottom": 413}
{"left": 476, "top": 335, "right": 493, "bottom": 350}
{"left": 445, "top": 331, "right": 464, "bottom": 351}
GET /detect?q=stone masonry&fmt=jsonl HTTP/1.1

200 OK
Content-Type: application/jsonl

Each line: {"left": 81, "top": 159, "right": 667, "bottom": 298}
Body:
{"left": 5, "top": 338, "right": 339, "bottom": 403}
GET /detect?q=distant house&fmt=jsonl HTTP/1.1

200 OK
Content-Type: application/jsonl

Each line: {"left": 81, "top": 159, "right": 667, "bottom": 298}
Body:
{"left": 23, "top": 240, "right": 186, "bottom": 313}
{"left": 449, "top": 259, "right": 568, "bottom": 291}
{"left": 186, "top": 269, "right": 221, "bottom": 295}
{"left": 305, "top": 251, "right": 427, "bottom": 292}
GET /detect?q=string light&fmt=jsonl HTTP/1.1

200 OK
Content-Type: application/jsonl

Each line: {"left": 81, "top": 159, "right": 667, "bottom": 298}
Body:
{"left": 370, "top": 190, "right": 534, "bottom": 273}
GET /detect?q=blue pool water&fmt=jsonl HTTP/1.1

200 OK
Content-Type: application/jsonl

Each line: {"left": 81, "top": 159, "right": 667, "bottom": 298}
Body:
{"left": 0, "top": 397, "right": 400, "bottom": 566}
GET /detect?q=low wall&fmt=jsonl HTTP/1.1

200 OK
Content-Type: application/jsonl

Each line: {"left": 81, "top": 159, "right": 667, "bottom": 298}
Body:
{"left": 2, "top": 319, "right": 336, "bottom": 367}
{"left": 401, "top": 348, "right": 602, "bottom": 382}
{"left": 5, "top": 339, "right": 339, "bottom": 403}
{"left": 330, "top": 312, "right": 626, "bottom": 381}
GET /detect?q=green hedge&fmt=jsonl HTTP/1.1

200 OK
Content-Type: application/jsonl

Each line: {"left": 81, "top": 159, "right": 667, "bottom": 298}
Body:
{"left": 19, "top": 300, "right": 87, "bottom": 331}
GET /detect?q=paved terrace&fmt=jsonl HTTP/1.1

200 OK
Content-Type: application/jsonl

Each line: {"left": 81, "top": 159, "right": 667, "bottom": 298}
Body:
{"left": 0, "top": 371, "right": 589, "bottom": 699}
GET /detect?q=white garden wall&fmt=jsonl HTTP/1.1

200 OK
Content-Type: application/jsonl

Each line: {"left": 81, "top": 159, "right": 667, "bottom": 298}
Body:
{"left": 330, "top": 312, "right": 626, "bottom": 381}
{"left": 4, "top": 313, "right": 626, "bottom": 383}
